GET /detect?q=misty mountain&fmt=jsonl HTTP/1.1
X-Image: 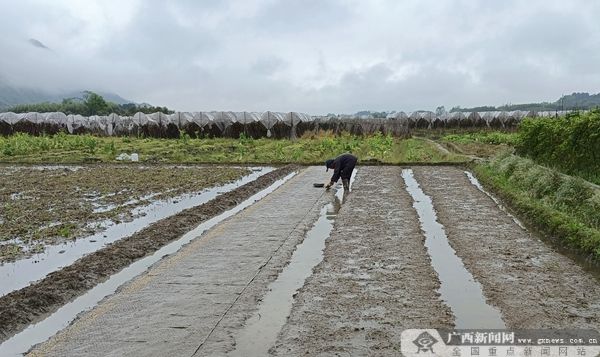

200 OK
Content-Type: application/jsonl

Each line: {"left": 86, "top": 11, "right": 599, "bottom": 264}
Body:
{"left": 0, "top": 79, "right": 133, "bottom": 111}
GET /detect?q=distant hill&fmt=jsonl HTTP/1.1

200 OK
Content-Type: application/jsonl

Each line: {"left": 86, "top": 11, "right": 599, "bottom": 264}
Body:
{"left": 451, "top": 92, "right": 600, "bottom": 113}
{"left": 0, "top": 79, "right": 132, "bottom": 111}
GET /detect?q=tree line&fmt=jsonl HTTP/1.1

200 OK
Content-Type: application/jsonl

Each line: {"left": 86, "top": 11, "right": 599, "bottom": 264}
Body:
{"left": 6, "top": 91, "right": 173, "bottom": 116}
{"left": 450, "top": 92, "right": 600, "bottom": 113}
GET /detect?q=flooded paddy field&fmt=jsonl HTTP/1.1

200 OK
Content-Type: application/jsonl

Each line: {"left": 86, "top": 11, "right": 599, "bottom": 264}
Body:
{"left": 0, "top": 164, "right": 254, "bottom": 263}
{"left": 0, "top": 166, "right": 598, "bottom": 356}
{"left": 0, "top": 165, "right": 294, "bottom": 345}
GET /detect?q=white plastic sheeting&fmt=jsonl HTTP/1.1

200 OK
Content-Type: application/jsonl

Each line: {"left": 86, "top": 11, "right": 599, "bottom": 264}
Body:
{"left": 0, "top": 109, "right": 580, "bottom": 137}
{"left": 284, "top": 112, "right": 312, "bottom": 126}
{"left": 147, "top": 112, "right": 169, "bottom": 126}
{"left": 66, "top": 114, "right": 86, "bottom": 134}
{"left": 211, "top": 111, "right": 235, "bottom": 132}
{"left": 24, "top": 112, "right": 43, "bottom": 124}
{"left": 118, "top": 116, "right": 135, "bottom": 133}
{"left": 192, "top": 112, "right": 213, "bottom": 129}
{"left": 233, "top": 112, "right": 260, "bottom": 125}
{"left": 0, "top": 112, "right": 19, "bottom": 125}
{"left": 450, "top": 111, "right": 466, "bottom": 121}
{"left": 260, "top": 111, "right": 285, "bottom": 137}
{"left": 170, "top": 112, "right": 192, "bottom": 127}
{"left": 44, "top": 112, "right": 67, "bottom": 124}
{"left": 132, "top": 112, "right": 149, "bottom": 126}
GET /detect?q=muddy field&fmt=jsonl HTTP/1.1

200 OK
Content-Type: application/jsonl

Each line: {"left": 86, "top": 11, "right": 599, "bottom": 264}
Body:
{"left": 0, "top": 165, "right": 250, "bottom": 262}
{"left": 273, "top": 167, "right": 454, "bottom": 356}
{"left": 0, "top": 165, "right": 295, "bottom": 343}
{"left": 0, "top": 165, "right": 599, "bottom": 356}
{"left": 412, "top": 167, "right": 600, "bottom": 328}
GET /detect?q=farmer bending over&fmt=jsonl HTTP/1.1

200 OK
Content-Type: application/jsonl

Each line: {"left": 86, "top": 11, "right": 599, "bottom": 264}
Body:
{"left": 325, "top": 153, "right": 358, "bottom": 191}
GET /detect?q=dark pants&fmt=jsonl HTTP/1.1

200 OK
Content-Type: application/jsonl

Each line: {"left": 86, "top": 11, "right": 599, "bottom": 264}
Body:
{"left": 341, "top": 166, "right": 355, "bottom": 190}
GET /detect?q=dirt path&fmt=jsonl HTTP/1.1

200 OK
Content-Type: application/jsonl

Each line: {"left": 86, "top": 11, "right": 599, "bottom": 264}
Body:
{"left": 272, "top": 166, "right": 453, "bottom": 356}
{"left": 412, "top": 166, "right": 600, "bottom": 328}
{"left": 27, "top": 167, "right": 330, "bottom": 356}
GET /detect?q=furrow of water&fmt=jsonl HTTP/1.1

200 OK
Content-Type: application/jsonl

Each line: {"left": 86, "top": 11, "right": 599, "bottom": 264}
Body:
{"left": 0, "top": 167, "right": 273, "bottom": 298}
{"left": 228, "top": 171, "right": 355, "bottom": 356}
{"left": 402, "top": 168, "right": 505, "bottom": 329}
{"left": 0, "top": 172, "right": 295, "bottom": 357}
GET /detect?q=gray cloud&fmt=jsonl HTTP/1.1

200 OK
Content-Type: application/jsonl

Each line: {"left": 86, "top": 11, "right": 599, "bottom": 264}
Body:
{"left": 28, "top": 39, "right": 50, "bottom": 50}
{"left": 1, "top": 0, "right": 599, "bottom": 114}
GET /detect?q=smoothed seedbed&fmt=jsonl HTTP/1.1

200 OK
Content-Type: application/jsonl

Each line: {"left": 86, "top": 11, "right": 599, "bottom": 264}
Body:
{"left": 412, "top": 166, "right": 600, "bottom": 328}
{"left": 0, "top": 167, "right": 272, "bottom": 298}
{"left": 273, "top": 166, "right": 453, "bottom": 356}
{"left": 25, "top": 167, "right": 331, "bottom": 356}
{"left": 0, "top": 166, "right": 293, "bottom": 346}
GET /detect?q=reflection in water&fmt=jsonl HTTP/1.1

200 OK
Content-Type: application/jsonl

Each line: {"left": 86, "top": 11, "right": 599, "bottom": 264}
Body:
{"left": 0, "top": 167, "right": 274, "bottom": 298}
{"left": 0, "top": 172, "right": 296, "bottom": 357}
{"left": 227, "top": 169, "right": 356, "bottom": 357}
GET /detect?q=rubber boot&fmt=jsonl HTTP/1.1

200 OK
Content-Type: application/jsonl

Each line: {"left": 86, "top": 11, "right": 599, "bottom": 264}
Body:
{"left": 342, "top": 179, "right": 350, "bottom": 191}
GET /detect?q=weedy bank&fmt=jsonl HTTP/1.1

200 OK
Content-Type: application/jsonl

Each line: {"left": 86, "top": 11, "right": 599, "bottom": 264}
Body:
{"left": 473, "top": 153, "right": 600, "bottom": 260}
{"left": 0, "top": 131, "right": 465, "bottom": 164}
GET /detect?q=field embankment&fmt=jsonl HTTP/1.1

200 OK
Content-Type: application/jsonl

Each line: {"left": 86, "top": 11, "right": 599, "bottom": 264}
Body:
{"left": 473, "top": 154, "right": 600, "bottom": 260}
{"left": 416, "top": 116, "right": 600, "bottom": 261}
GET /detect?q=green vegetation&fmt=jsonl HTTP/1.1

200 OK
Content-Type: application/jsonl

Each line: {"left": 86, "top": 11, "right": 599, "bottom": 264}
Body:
{"left": 0, "top": 131, "right": 465, "bottom": 164}
{"left": 433, "top": 125, "right": 600, "bottom": 259}
{"left": 393, "top": 138, "right": 461, "bottom": 162}
{"left": 517, "top": 109, "right": 600, "bottom": 184}
{"left": 430, "top": 131, "right": 518, "bottom": 158}
{"left": 474, "top": 153, "right": 600, "bottom": 259}
{"left": 443, "top": 131, "right": 520, "bottom": 146}
{"left": 7, "top": 91, "right": 172, "bottom": 116}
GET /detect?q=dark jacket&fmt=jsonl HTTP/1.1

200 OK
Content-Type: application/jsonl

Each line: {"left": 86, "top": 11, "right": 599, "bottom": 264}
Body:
{"left": 330, "top": 153, "right": 357, "bottom": 183}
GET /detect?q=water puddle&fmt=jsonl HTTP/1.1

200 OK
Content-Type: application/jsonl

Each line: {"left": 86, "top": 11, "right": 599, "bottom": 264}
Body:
{"left": 0, "top": 167, "right": 273, "bottom": 298}
{"left": 0, "top": 171, "right": 297, "bottom": 357}
{"left": 227, "top": 170, "right": 356, "bottom": 357}
{"left": 464, "top": 171, "right": 526, "bottom": 229}
{"left": 8, "top": 165, "right": 84, "bottom": 171}
{"left": 401, "top": 169, "right": 505, "bottom": 329}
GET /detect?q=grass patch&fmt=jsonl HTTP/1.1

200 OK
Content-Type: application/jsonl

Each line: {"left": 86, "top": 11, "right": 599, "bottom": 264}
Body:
{"left": 392, "top": 138, "right": 464, "bottom": 163}
{"left": 443, "top": 131, "right": 520, "bottom": 145}
{"left": 473, "top": 153, "right": 600, "bottom": 260}
{"left": 439, "top": 131, "right": 519, "bottom": 158}
{"left": 0, "top": 131, "right": 466, "bottom": 164}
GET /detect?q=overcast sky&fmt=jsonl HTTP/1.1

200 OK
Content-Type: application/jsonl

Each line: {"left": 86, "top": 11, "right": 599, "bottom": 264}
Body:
{"left": 1, "top": 0, "right": 599, "bottom": 114}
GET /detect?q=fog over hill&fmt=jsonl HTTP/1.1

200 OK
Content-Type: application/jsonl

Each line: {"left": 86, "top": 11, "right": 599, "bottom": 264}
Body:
{"left": 0, "top": 78, "right": 132, "bottom": 110}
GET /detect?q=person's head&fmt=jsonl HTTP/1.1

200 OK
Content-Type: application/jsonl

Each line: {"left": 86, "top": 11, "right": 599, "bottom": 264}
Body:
{"left": 325, "top": 159, "right": 335, "bottom": 171}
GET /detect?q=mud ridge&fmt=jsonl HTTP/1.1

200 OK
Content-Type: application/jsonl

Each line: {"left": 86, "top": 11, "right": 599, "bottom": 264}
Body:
{"left": 0, "top": 165, "right": 297, "bottom": 342}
